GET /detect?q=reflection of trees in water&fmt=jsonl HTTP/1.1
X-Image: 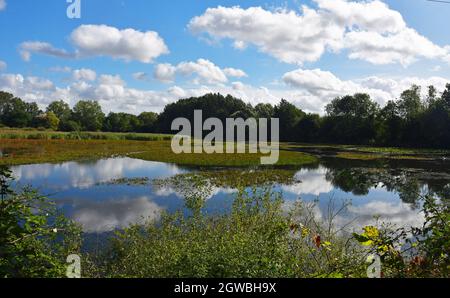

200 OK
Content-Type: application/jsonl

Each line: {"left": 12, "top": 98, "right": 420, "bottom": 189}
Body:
{"left": 323, "top": 162, "right": 450, "bottom": 206}
{"left": 153, "top": 156, "right": 450, "bottom": 207}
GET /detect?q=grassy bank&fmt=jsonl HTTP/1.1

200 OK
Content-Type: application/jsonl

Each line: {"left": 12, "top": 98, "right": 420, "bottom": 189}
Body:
{"left": 0, "top": 138, "right": 317, "bottom": 167}
{"left": 0, "top": 128, "right": 172, "bottom": 141}
{"left": 1, "top": 129, "right": 449, "bottom": 166}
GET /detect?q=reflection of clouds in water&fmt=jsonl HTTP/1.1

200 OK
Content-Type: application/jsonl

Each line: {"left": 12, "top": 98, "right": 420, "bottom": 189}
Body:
{"left": 11, "top": 158, "right": 185, "bottom": 190}
{"left": 342, "top": 201, "right": 425, "bottom": 231}
{"left": 72, "top": 196, "right": 163, "bottom": 233}
{"left": 281, "top": 166, "right": 333, "bottom": 196}
{"left": 283, "top": 199, "right": 424, "bottom": 233}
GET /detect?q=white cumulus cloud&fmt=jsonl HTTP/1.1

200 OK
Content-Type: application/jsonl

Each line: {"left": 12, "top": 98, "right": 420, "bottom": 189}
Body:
{"left": 1, "top": 69, "right": 449, "bottom": 115}
{"left": 283, "top": 68, "right": 450, "bottom": 110}
{"left": 154, "top": 59, "right": 247, "bottom": 85}
{"left": 19, "top": 25, "right": 169, "bottom": 63}
{"left": 70, "top": 25, "right": 169, "bottom": 63}
{"left": 72, "top": 68, "right": 97, "bottom": 81}
{"left": 189, "top": 0, "right": 450, "bottom": 66}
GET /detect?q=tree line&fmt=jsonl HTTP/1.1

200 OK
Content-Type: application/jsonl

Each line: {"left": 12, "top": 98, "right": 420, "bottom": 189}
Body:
{"left": 1, "top": 83, "right": 450, "bottom": 148}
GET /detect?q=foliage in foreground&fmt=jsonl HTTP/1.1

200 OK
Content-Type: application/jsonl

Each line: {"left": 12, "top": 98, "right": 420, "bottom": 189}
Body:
{"left": 0, "top": 168, "right": 448, "bottom": 278}
{"left": 353, "top": 196, "right": 449, "bottom": 277}
{"left": 95, "top": 187, "right": 365, "bottom": 278}
{"left": 94, "top": 179, "right": 450, "bottom": 278}
{"left": 0, "top": 167, "right": 82, "bottom": 277}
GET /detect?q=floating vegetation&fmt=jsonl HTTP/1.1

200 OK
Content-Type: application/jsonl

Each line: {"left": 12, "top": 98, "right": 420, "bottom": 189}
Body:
{"left": 97, "top": 177, "right": 150, "bottom": 186}
{"left": 153, "top": 168, "right": 300, "bottom": 193}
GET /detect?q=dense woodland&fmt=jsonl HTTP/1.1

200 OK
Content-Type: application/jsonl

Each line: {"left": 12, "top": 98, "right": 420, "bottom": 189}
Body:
{"left": 2, "top": 83, "right": 450, "bottom": 148}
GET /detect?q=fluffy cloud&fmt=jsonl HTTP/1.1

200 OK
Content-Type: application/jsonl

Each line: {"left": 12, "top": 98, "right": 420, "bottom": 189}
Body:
{"left": 176, "top": 59, "right": 228, "bottom": 84}
{"left": 189, "top": 5, "right": 340, "bottom": 65}
{"left": 154, "top": 59, "right": 247, "bottom": 85}
{"left": 1, "top": 68, "right": 449, "bottom": 115}
{"left": 70, "top": 25, "right": 169, "bottom": 63}
{"left": 0, "top": 0, "right": 6, "bottom": 11}
{"left": 20, "top": 25, "right": 169, "bottom": 63}
{"left": 344, "top": 29, "right": 446, "bottom": 66}
{"left": 223, "top": 67, "right": 248, "bottom": 78}
{"left": 189, "top": 0, "right": 450, "bottom": 66}
{"left": 154, "top": 63, "right": 177, "bottom": 83}
{"left": 283, "top": 68, "right": 450, "bottom": 110}
{"left": 72, "top": 68, "right": 97, "bottom": 81}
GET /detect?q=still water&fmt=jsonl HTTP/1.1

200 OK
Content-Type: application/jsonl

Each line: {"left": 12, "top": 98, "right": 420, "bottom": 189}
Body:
{"left": 10, "top": 157, "right": 450, "bottom": 234}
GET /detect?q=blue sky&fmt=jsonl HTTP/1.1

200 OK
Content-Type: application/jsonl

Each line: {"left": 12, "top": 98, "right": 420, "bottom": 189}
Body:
{"left": 0, "top": 0, "right": 450, "bottom": 114}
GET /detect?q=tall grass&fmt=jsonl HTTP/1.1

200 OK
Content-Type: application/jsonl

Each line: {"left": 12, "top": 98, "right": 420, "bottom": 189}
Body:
{"left": 0, "top": 128, "right": 172, "bottom": 141}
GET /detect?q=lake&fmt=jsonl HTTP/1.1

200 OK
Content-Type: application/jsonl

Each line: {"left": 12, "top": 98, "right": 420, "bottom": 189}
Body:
{"left": 9, "top": 156, "right": 450, "bottom": 235}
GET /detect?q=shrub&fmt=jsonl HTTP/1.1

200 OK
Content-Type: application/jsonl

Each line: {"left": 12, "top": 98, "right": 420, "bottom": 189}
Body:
{"left": 0, "top": 167, "right": 82, "bottom": 277}
{"left": 95, "top": 185, "right": 365, "bottom": 278}
{"left": 353, "top": 195, "right": 449, "bottom": 277}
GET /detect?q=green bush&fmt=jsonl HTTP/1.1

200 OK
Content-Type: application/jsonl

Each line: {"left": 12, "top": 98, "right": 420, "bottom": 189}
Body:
{"left": 95, "top": 185, "right": 365, "bottom": 278}
{"left": 0, "top": 167, "right": 82, "bottom": 277}
{"left": 353, "top": 196, "right": 449, "bottom": 277}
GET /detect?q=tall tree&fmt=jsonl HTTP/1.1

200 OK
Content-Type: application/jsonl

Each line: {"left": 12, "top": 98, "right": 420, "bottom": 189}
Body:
{"left": 46, "top": 100, "right": 72, "bottom": 121}
{"left": 0, "top": 92, "right": 37, "bottom": 127}
{"left": 274, "top": 99, "right": 305, "bottom": 141}
{"left": 324, "top": 93, "right": 379, "bottom": 144}
{"left": 72, "top": 100, "right": 105, "bottom": 131}
{"left": 138, "top": 112, "right": 158, "bottom": 133}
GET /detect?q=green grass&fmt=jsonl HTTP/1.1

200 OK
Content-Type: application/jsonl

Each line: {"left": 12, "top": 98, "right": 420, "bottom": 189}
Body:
{"left": 0, "top": 128, "right": 172, "bottom": 141}
{"left": 0, "top": 138, "right": 318, "bottom": 167}
{"left": 1, "top": 129, "right": 448, "bottom": 166}
{"left": 285, "top": 143, "right": 448, "bottom": 161}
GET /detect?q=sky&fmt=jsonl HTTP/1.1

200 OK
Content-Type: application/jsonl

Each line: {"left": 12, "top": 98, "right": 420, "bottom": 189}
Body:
{"left": 0, "top": 0, "right": 450, "bottom": 115}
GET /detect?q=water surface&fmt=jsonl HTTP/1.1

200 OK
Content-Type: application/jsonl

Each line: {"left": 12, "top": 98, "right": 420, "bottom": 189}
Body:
{"left": 11, "top": 157, "right": 449, "bottom": 234}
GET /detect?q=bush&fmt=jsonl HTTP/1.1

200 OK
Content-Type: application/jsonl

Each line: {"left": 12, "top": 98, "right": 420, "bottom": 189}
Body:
{"left": 0, "top": 167, "right": 82, "bottom": 277}
{"left": 59, "top": 120, "right": 81, "bottom": 132}
{"left": 95, "top": 184, "right": 365, "bottom": 278}
{"left": 353, "top": 195, "right": 449, "bottom": 277}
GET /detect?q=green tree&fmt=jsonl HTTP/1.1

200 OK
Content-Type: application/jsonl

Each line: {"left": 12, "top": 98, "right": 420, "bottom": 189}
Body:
{"left": 33, "top": 112, "right": 60, "bottom": 130}
{"left": 324, "top": 93, "right": 379, "bottom": 144}
{"left": 138, "top": 112, "right": 158, "bottom": 133}
{"left": 157, "top": 93, "right": 255, "bottom": 134}
{"left": 376, "top": 100, "right": 403, "bottom": 145}
{"left": 104, "top": 112, "right": 141, "bottom": 132}
{"left": 47, "top": 100, "right": 71, "bottom": 121}
{"left": 255, "top": 103, "right": 274, "bottom": 119}
{"left": 72, "top": 100, "right": 105, "bottom": 131}
{"left": 397, "top": 85, "right": 424, "bottom": 120}
{"left": 295, "top": 114, "right": 321, "bottom": 142}
{"left": 274, "top": 99, "right": 305, "bottom": 141}
{"left": 0, "top": 92, "right": 36, "bottom": 127}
